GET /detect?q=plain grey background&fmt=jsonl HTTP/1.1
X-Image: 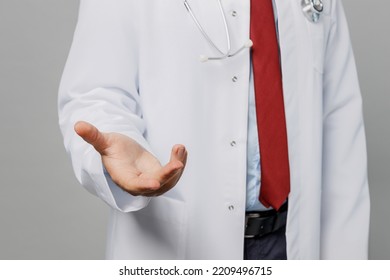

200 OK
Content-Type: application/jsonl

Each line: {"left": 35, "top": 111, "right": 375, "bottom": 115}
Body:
{"left": 0, "top": 0, "right": 388, "bottom": 259}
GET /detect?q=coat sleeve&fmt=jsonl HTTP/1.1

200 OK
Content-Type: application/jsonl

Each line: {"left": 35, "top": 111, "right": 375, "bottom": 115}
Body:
{"left": 58, "top": 0, "right": 151, "bottom": 212}
{"left": 320, "top": 0, "right": 370, "bottom": 259}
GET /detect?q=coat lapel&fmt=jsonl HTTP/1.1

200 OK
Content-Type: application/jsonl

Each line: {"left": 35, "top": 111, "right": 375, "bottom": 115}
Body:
{"left": 274, "top": 0, "right": 303, "bottom": 260}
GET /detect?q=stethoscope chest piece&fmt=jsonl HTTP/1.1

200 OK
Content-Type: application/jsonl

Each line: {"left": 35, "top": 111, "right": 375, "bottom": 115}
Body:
{"left": 301, "top": 0, "right": 324, "bottom": 23}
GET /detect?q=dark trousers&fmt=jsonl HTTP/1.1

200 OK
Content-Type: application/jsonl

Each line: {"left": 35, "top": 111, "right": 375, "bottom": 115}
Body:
{"left": 244, "top": 226, "right": 287, "bottom": 260}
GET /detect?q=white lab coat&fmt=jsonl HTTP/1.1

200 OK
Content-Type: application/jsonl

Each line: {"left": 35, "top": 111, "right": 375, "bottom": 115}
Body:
{"left": 58, "top": 0, "right": 370, "bottom": 259}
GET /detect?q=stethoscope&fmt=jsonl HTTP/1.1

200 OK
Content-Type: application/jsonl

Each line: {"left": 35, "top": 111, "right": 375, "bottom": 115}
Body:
{"left": 183, "top": 0, "right": 324, "bottom": 62}
{"left": 301, "top": 0, "right": 324, "bottom": 23}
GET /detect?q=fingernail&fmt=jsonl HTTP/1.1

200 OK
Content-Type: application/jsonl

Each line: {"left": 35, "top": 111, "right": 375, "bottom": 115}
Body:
{"left": 177, "top": 147, "right": 185, "bottom": 158}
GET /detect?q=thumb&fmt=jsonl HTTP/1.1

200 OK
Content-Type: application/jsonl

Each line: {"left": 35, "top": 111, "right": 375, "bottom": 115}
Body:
{"left": 74, "top": 121, "right": 109, "bottom": 155}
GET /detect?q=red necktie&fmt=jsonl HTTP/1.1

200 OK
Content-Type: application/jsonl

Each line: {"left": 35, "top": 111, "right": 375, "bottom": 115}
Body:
{"left": 250, "top": 0, "right": 290, "bottom": 210}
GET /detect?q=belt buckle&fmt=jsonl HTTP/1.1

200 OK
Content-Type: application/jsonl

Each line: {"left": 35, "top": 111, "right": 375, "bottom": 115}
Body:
{"left": 245, "top": 213, "right": 261, "bottom": 238}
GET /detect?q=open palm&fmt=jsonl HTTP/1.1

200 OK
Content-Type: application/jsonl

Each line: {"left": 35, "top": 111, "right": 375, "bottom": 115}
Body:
{"left": 74, "top": 121, "right": 187, "bottom": 196}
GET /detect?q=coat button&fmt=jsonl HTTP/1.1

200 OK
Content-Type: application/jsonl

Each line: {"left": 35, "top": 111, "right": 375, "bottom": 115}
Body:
{"left": 230, "top": 141, "right": 237, "bottom": 147}
{"left": 228, "top": 205, "right": 235, "bottom": 211}
{"left": 232, "top": 76, "right": 238, "bottom": 82}
{"left": 231, "top": 10, "right": 237, "bottom": 17}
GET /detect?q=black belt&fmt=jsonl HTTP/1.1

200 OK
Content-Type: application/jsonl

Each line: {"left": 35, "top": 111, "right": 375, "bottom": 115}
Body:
{"left": 245, "top": 202, "right": 288, "bottom": 239}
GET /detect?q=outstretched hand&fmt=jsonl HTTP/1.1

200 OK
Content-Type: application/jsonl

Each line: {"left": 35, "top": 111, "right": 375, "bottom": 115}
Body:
{"left": 74, "top": 121, "right": 187, "bottom": 197}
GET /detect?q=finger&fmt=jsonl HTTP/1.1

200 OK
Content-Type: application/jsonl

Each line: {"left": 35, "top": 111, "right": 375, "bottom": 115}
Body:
{"left": 159, "top": 150, "right": 187, "bottom": 191}
{"left": 114, "top": 174, "right": 161, "bottom": 196}
{"left": 131, "top": 147, "right": 188, "bottom": 196}
{"left": 119, "top": 155, "right": 185, "bottom": 197}
{"left": 155, "top": 160, "right": 184, "bottom": 184}
{"left": 170, "top": 144, "right": 188, "bottom": 165}
{"left": 74, "top": 121, "right": 109, "bottom": 154}
{"left": 154, "top": 145, "right": 187, "bottom": 186}
{"left": 156, "top": 168, "right": 185, "bottom": 196}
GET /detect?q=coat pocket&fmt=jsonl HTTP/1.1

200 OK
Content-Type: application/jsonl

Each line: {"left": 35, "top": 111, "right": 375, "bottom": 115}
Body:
{"left": 132, "top": 196, "right": 188, "bottom": 259}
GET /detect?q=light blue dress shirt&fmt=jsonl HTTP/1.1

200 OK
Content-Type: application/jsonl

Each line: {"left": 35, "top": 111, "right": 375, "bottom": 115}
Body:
{"left": 245, "top": 64, "right": 269, "bottom": 211}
